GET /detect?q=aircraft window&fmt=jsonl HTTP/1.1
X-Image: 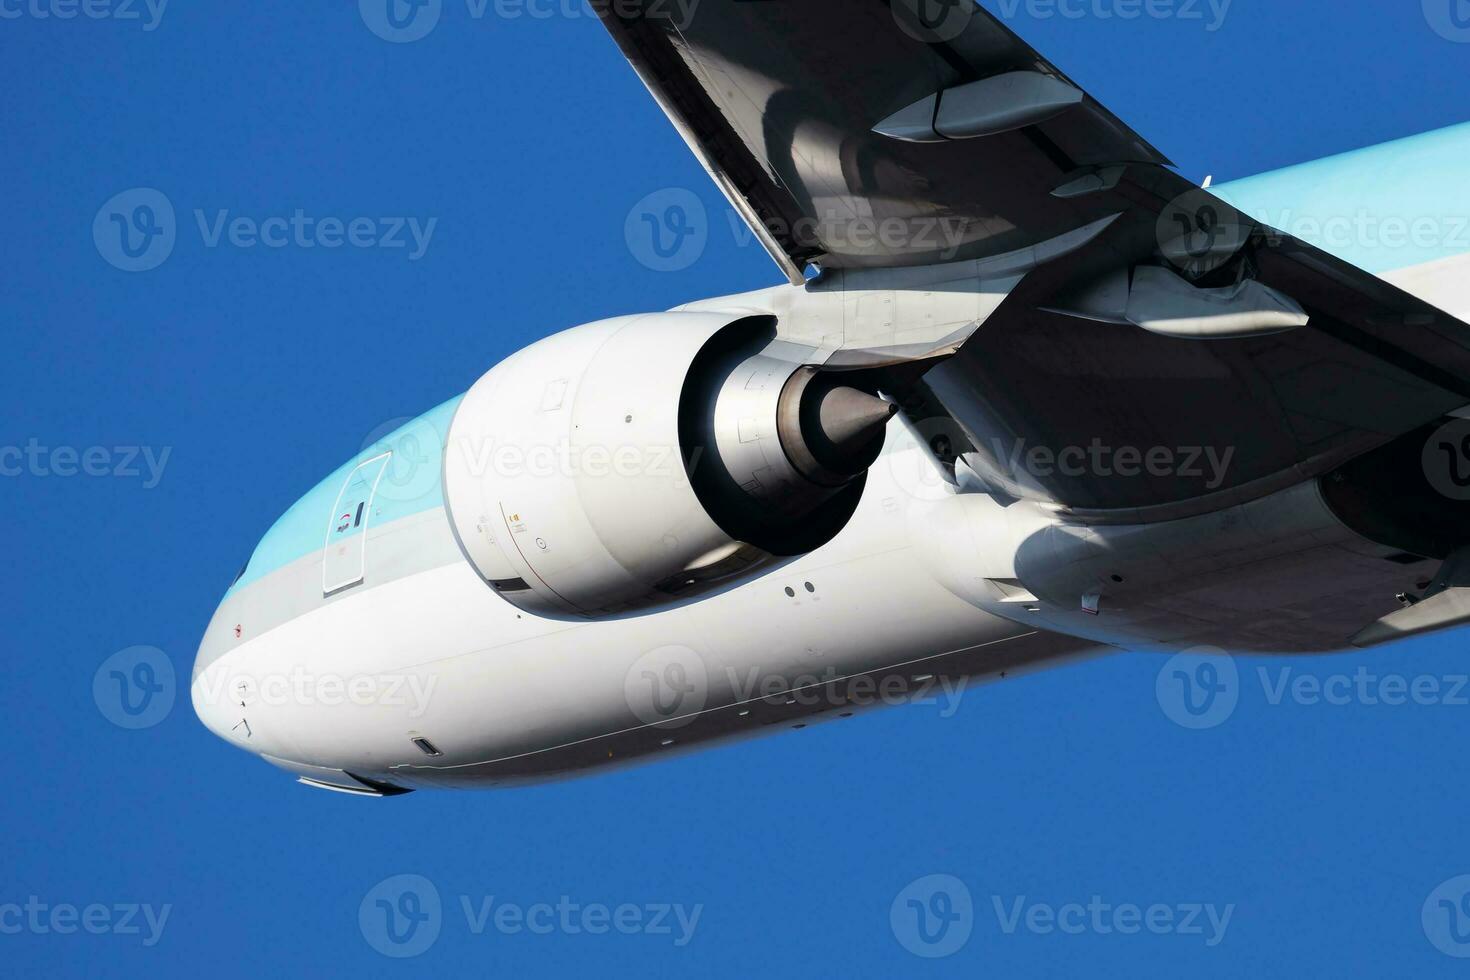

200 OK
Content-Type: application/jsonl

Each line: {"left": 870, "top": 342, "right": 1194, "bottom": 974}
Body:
{"left": 784, "top": 587, "right": 795, "bottom": 597}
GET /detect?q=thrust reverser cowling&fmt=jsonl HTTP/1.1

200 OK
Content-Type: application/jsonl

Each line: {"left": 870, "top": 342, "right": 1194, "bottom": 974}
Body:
{"left": 441, "top": 313, "right": 896, "bottom": 619}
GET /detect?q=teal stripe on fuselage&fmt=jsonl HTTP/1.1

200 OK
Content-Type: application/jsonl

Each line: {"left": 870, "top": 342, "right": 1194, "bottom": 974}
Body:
{"left": 229, "top": 395, "right": 463, "bottom": 595}
{"left": 1213, "top": 120, "right": 1470, "bottom": 275}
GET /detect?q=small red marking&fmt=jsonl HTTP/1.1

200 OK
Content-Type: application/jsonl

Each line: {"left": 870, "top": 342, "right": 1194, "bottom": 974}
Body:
{"left": 234, "top": 624, "right": 243, "bottom": 638}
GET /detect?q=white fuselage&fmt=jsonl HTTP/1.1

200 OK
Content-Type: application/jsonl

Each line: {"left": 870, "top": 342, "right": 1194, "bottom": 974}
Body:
{"left": 192, "top": 424, "right": 1094, "bottom": 791}
{"left": 192, "top": 134, "right": 1470, "bottom": 792}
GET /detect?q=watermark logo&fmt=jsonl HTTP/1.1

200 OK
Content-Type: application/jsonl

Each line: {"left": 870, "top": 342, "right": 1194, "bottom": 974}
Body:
{"left": 360, "top": 874, "right": 442, "bottom": 958}
{"left": 621, "top": 190, "right": 977, "bottom": 272}
{"left": 1156, "top": 188, "right": 1249, "bottom": 278}
{"left": 625, "top": 188, "right": 707, "bottom": 272}
{"left": 1424, "top": 0, "right": 1470, "bottom": 42}
{"left": 625, "top": 645, "right": 707, "bottom": 729}
{"left": 360, "top": 877, "right": 700, "bottom": 950}
{"left": 93, "top": 646, "right": 175, "bottom": 729}
{"left": 1423, "top": 418, "right": 1470, "bottom": 501}
{"left": 362, "top": 415, "right": 445, "bottom": 504}
{"left": 1155, "top": 648, "right": 1238, "bottom": 730}
{"left": 1158, "top": 656, "right": 1470, "bottom": 728}
{"left": 885, "top": 416, "right": 971, "bottom": 502}
{"left": 195, "top": 667, "right": 440, "bottom": 718}
{"left": 94, "top": 189, "right": 436, "bottom": 272}
{"left": 360, "top": 0, "right": 442, "bottom": 42}
{"left": 890, "top": 0, "right": 974, "bottom": 43}
{"left": 1424, "top": 875, "right": 1470, "bottom": 957}
{"left": 94, "top": 188, "right": 175, "bottom": 272}
{"left": 890, "top": 874, "right": 973, "bottom": 958}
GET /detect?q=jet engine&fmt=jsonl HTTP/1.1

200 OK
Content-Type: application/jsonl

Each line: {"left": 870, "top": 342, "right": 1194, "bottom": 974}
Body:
{"left": 442, "top": 313, "right": 896, "bottom": 618}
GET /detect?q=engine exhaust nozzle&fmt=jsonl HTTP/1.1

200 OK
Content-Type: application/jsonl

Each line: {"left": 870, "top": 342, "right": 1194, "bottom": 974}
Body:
{"left": 778, "top": 368, "right": 898, "bottom": 487}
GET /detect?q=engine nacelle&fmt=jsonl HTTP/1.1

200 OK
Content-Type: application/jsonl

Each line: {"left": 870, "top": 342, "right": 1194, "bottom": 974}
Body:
{"left": 442, "top": 313, "right": 894, "bottom": 618}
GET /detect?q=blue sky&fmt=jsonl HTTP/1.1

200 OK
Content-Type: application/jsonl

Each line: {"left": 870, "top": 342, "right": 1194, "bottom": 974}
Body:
{"left": 5, "top": 2, "right": 1470, "bottom": 976}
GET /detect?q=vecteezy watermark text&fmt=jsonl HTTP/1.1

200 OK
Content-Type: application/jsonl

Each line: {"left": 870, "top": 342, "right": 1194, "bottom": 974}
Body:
{"left": 623, "top": 187, "right": 982, "bottom": 272}
{"left": 724, "top": 666, "right": 967, "bottom": 718}
{"left": 0, "top": 440, "right": 170, "bottom": 488}
{"left": 624, "top": 644, "right": 968, "bottom": 730}
{"left": 452, "top": 435, "right": 682, "bottom": 482}
{"left": 889, "top": 874, "right": 1235, "bottom": 957}
{"left": 358, "top": 874, "right": 701, "bottom": 958}
{"left": 994, "top": 0, "right": 1232, "bottom": 32}
{"left": 1242, "top": 207, "right": 1470, "bottom": 255}
{"left": 194, "top": 667, "right": 440, "bottom": 719}
{"left": 459, "top": 895, "right": 701, "bottom": 945}
{"left": 992, "top": 895, "right": 1234, "bottom": 946}
{"left": 984, "top": 438, "right": 1236, "bottom": 490}
{"left": 94, "top": 188, "right": 437, "bottom": 272}
{"left": 193, "top": 210, "right": 436, "bottom": 260}
{"left": 1157, "top": 648, "right": 1470, "bottom": 729}
{"left": 359, "top": 0, "right": 698, "bottom": 43}
{"left": 0, "top": 898, "right": 171, "bottom": 946}
{"left": 0, "top": 0, "right": 167, "bottom": 30}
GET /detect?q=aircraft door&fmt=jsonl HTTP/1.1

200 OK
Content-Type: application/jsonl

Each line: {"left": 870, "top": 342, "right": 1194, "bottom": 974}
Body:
{"left": 322, "top": 452, "right": 391, "bottom": 595}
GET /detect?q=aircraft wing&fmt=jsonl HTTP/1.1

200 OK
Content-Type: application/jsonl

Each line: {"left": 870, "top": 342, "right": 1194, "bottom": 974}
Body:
{"left": 593, "top": 0, "right": 1470, "bottom": 523}
{"left": 594, "top": 0, "right": 1171, "bottom": 281}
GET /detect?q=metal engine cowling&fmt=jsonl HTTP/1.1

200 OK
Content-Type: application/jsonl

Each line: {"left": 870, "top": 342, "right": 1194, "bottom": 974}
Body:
{"left": 442, "top": 313, "right": 896, "bottom": 619}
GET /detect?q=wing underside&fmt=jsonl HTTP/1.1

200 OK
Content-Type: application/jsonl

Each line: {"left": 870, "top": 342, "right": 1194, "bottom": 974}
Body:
{"left": 595, "top": 0, "right": 1168, "bottom": 278}
{"left": 594, "top": 0, "right": 1470, "bottom": 524}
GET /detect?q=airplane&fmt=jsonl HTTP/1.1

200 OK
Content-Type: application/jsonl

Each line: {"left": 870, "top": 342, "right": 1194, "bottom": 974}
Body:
{"left": 193, "top": 0, "right": 1470, "bottom": 795}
